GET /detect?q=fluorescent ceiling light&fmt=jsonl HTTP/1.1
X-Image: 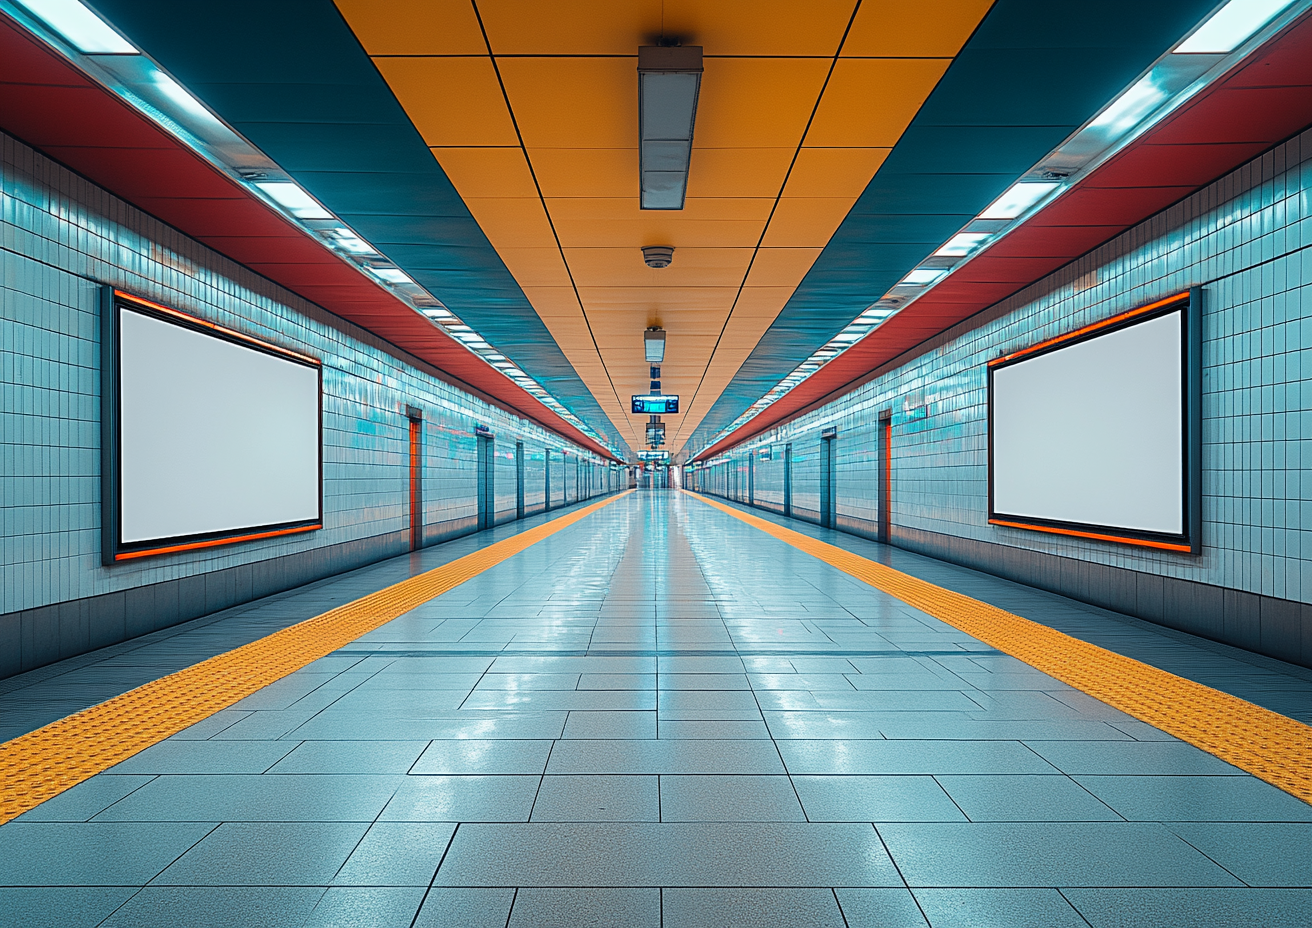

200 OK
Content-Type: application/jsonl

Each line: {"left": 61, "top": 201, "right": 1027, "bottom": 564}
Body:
{"left": 934, "top": 232, "right": 992, "bottom": 256}
{"left": 151, "top": 71, "right": 214, "bottom": 123}
{"left": 638, "top": 46, "right": 703, "bottom": 210}
{"left": 1176, "top": 0, "right": 1294, "bottom": 53}
{"left": 368, "top": 266, "right": 410, "bottom": 284}
{"left": 644, "top": 326, "right": 666, "bottom": 362}
{"left": 254, "top": 182, "right": 332, "bottom": 220}
{"left": 16, "top": 0, "right": 135, "bottom": 53}
{"left": 979, "top": 181, "right": 1061, "bottom": 220}
{"left": 903, "top": 268, "right": 948, "bottom": 285}
{"left": 1089, "top": 74, "right": 1167, "bottom": 134}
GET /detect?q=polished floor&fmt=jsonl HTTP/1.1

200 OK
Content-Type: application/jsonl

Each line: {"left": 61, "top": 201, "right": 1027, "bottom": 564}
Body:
{"left": 2, "top": 491, "right": 1310, "bottom": 927}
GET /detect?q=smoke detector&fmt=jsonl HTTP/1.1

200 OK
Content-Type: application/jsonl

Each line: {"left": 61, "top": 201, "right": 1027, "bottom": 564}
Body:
{"left": 642, "top": 245, "right": 674, "bottom": 268}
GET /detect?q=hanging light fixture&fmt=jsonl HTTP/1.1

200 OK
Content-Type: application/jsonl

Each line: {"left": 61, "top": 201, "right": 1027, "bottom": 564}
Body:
{"left": 638, "top": 45, "right": 702, "bottom": 210}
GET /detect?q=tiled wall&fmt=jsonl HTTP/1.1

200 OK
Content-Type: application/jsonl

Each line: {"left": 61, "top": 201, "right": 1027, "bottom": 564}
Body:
{"left": 0, "top": 131, "right": 618, "bottom": 678}
{"left": 693, "top": 127, "right": 1312, "bottom": 668}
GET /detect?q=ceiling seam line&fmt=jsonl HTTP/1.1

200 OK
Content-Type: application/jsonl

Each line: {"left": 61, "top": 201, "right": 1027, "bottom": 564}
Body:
{"left": 468, "top": 0, "right": 633, "bottom": 452}
{"left": 670, "top": 0, "right": 865, "bottom": 451}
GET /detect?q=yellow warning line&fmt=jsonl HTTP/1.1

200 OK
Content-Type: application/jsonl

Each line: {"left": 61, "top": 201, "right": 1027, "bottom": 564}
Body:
{"left": 685, "top": 490, "right": 1312, "bottom": 804}
{"left": 0, "top": 491, "right": 633, "bottom": 825}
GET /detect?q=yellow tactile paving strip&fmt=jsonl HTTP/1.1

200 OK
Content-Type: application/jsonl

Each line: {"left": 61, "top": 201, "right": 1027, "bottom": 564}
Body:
{"left": 686, "top": 490, "right": 1312, "bottom": 804}
{"left": 0, "top": 491, "right": 632, "bottom": 825}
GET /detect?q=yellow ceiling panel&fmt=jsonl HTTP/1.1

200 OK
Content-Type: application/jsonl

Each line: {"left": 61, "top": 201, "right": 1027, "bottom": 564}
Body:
{"left": 760, "top": 197, "right": 858, "bottom": 248}
{"left": 477, "top": 0, "right": 662, "bottom": 55}
{"left": 496, "top": 58, "right": 636, "bottom": 149}
{"left": 345, "top": 0, "right": 983, "bottom": 455}
{"left": 784, "top": 148, "right": 890, "bottom": 198}
{"left": 663, "top": 0, "right": 857, "bottom": 56}
{"left": 805, "top": 58, "right": 951, "bottom": 148}
{"left": 374, "top": 57, "right": 517, "bottom": 147}
{"left": 563, "top": 247, "right": 753, "bottom": 288}
{"left": 685, "top": 148, "right": 795, "bottom": 199}
{"left": 550, "top": 217, "right": 766, "bottom": 249}
{"left": 842, "top": 0, "right": 995, "bottom": 58}
{"left": 547, "top": 197, "right": 773, "bottom": 224}
{"left": 519, "top": 286, "right": 582, "bottom": 318}
{"left": 334, "top": 0, "right": 485, "bottom": 55}
{"left": 461, "top": 198, "right": 557, "bottom": 248}
{"left": 695, "top": 58, "right": 832, "bottom": 149}
{"left": 494, "top": 248, "right": 574, "bottom": 288}
{"left": 744, "top": 249, "right": 824, "bottom": 288}
{"left": 431, "top": 147, "right": 538, "bottom": 199}
{"left": 576, "top": 287, "right": 739, "bottom": 313}
{"left": 531, "top": 149, "right": 636, "bottom": 198}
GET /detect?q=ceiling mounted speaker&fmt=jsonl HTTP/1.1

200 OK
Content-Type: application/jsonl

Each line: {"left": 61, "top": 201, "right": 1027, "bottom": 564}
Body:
{"left": 642, "top": 245, "right": 674, "bottom": 268}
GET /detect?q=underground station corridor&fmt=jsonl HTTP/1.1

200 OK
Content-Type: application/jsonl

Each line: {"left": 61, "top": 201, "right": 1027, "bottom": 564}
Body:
{"left": 2, "top": 491, "right": 1310, "bottom": 926}
{"left": 4, "top": 0, "right": 1312, "bottom": 925}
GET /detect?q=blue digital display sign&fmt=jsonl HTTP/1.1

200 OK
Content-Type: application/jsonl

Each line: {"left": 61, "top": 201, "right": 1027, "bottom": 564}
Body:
{"left": 632, "top": 395, "right": 679, "bottom": 414}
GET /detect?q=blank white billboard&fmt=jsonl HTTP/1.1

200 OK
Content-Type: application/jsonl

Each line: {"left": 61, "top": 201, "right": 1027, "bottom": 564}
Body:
{"left": 117, "top": 306, "right": 320, "bottom": 546}
{"left": 990, "top": 309, "right": 1184, "bottom": 536}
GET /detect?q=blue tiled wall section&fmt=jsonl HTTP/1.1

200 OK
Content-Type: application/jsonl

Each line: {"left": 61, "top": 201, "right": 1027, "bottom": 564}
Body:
{"left": 696, "top": 127, "right": 1312, "bottom": 610}
{"left": 0, "top": 131, "right": 613, "bottom": 621}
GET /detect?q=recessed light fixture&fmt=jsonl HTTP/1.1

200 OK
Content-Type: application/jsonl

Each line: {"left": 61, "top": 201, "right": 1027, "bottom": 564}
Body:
{"left": 934, "top": 232, "right": 992, "bottom": 257}
{"left": 254, "top": 182, "right": 332, "bottom": 220}
{"left": 978, "top": 181, "right": 1061, "bottom": 220}
{"left": 14, "top": 0, "right": 135, "bottom": 53}
{"left": 638, "top": 45, "right": 703, "bottom": 210}
{"left": 645, "top": 327, "right": 667, "bottom": 362}
{"left": 903, "top": 268, "right": 948, "bottom": 285}
{"left": 1176, "top": 0, "right": 1295, "bottom": 53}
{"left": 1088, "top": 75, "right": 1167, "bottom": 135}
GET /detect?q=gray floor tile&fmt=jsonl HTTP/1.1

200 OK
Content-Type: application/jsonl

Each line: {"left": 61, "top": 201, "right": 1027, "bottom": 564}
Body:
{"left": 834, "top": 888, "right": 931, "bottom": 928}
{"left": 562, "top": 710, "right": 658, "bottom": 739}
{"left": 778, "top": 740, "right": 1059, "bottom": 775}
{"left": 91, "top": 774, "right": 403, "bottom": 822}
{"left": 413, "top": 888, "right": 516, "bottom": 928}
{"left": 547, "top": 739, "right": 786, "bottom": 774}
{"left": 658, "top": 719, "right": 772, "bottom": 739}
{"left": 1073, "top": 775, "right": 1312, "bottom": 822}
{"left": 0, "top": 887, "right": 139, "bottom": 928}
{"left": 434, "top": 822, "right": 902, "bottom": 886}
{"left": 334, "top": 822, "right": 457, "bottom": 885}
{"left": 912, "top": 888, "right": 1087, "bottom": 928}
{"left": 13, "top": 775, "right": 155, "bottom": 823}
{"left": 792, "top": 775, "right": 967, "bottom": 822}
{"left": 267, "top": 740, "right": 430, "bottom": 774}
{"left": 106, "top": 739, "right": 298, "bottom": 774}
{"left": 99, "top": 886, "right": 325, "bottom": 928}
{"left": 659, "top": 775, "right": 805, "bottom": 822}
{"left": 379, "top": 775, "right": 540, "bottom": 822}
{"left": 303, "top": 887, "right": 427, "bottom": 928}
{"left": 508, "top": 888, "right": 660, "bottom": 928}
{"left": 664, "top": 888, "right": 846, "bottom": 928}
{"left": 1164, "top": 823, "right": 1312, "bottom": 886}
{"left": 877, "top": 822, "right": 1242, "bottom": 887}
{"left": 1024, "top": 740, "right": 1248, "bottom": 775}
{"left": 151, "top": 821, "right": 367, "bottom": 884}
{"left": 410, "top": 739, "right": 553, "bottom": 774}
{"left": 0, "top": 822, "right": 214, "bottom": 885}
{"left": 1063, "top": 888, "right": 1312, "bottom": 928}
{"left": 531, "top": 775, "right": 659, "bottom": 822}
{"left": 935, "top": 774, "right": 1123, "bottom": 821}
